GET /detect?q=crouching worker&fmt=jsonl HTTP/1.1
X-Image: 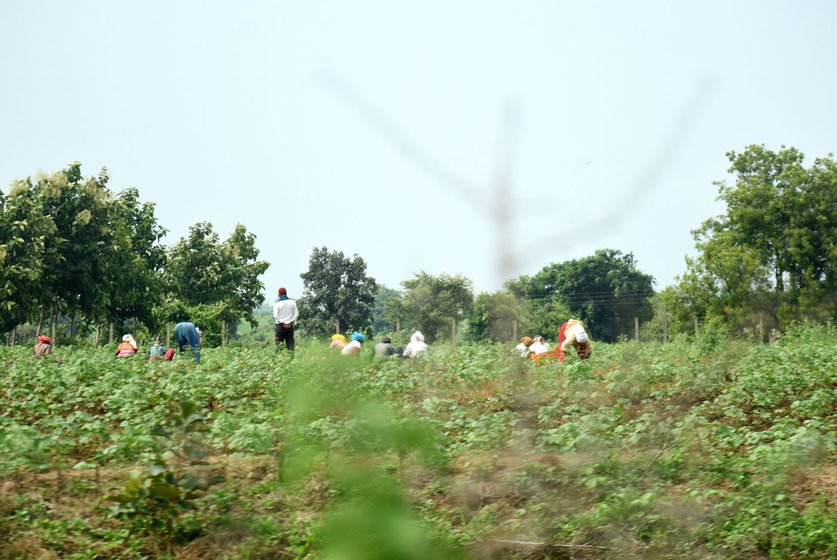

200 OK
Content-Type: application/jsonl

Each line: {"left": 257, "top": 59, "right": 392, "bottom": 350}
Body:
{"left": 528, "top": 336, "right": 552, "bottom": 362}
{"left": 402, "top": 331, "right": 428, "bottom": 359}
{"left": 148, "top": 339, "right": 175, "bottom": 362}
{"left": 341, "top": 331, "right": 366, "bottom": 356}
{"left": 34, "top": 335, "right": 52, "bottom": 356}
{"left": 557, "top": 319, "right": 592, "bottom": 363}
{"left": 373, "top": 336, "right": 399, "bottom": 358}
{"left": 116, "top": 334, "right": 138, "bottom": 357}
{"left": 329, "top": 334, "right": 347, "bottom": 350}
{"left": 174, "top": 322, "right": 202, "bottom": 363}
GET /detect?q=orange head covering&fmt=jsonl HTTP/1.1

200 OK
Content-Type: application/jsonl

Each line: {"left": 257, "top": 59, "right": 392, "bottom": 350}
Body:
{"left": 519, "top": 336, "right": 533, "bottom": 346}
{"left": 38, "top": 335, "right": 51, "bottom": 344}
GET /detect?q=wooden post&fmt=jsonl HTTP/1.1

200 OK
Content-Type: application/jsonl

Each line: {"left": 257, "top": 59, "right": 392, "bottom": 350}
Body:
{"left": 108, "top": 323, "right": 114, "bottom": 345}
{"left": 50, "top": 303, "right": 57, "bottom": 345}
{"left": 335, "top": 320, "right": 340, "bottom": 334}
{"left": 166, "top": 323, "right": 172, "bottom": 347}
{"left": 451, "top": 318, "right": 457, "bottom": 347}
{"left": 757, "top": 318, "right": 764, "bottom": 343}
{"left": 222, "top": 320, "right": 227, "bottom": 345}
{"left": 512, "top": 319, "right": 518, "bottom": 342}
{"left": 36, "top": 305, "right": 44, "bottom": 336}
{"left": 94, "top": 326, "right": 100, "bottom": 346}
{"left": 395, "top": 317, "right": 400, "bottom": 333}
{"left": 662, "top": 305, "right": 669, "bottom": 344}
{"left": 634, "top": 317, "right": 639, "bottom": 341}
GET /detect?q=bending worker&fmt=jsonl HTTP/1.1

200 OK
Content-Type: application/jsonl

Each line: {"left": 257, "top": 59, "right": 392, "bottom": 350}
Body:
{"left": 557, "top": 318, "right": 592, "bottom": 363}
{"left": 174, "top": 322, "right": 202, "bottom": 363}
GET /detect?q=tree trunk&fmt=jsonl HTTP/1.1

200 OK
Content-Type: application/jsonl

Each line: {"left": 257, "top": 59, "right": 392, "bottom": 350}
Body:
{"left": 36, "top": 304, "right": 44, "bottom": 336}
{"left": 49, "top": 302, "right": 57, "bottom": 345}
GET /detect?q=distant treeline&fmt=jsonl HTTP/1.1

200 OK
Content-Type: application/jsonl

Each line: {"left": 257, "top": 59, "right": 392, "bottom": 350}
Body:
{"left": 3, "top": 145, "right": 834, "bottom": 347}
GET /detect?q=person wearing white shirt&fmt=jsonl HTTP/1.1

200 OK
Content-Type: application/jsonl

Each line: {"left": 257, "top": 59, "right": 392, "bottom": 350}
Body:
{"left": 273, "top": 287, "right": 300, "bottom": 353}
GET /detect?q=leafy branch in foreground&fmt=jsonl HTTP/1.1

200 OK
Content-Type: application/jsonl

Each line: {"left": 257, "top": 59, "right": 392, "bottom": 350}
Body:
{"left": 107, "top": 401, "right": 224, "bottom": 557}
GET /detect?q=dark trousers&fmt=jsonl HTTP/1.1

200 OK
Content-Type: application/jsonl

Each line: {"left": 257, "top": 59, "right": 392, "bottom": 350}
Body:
{"left": 275, "top": 323, "right": 295, "bottom": 352}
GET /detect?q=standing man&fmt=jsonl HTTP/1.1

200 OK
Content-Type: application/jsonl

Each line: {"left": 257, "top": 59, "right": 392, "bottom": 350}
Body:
{"left": 174, "top": 321, "right": 202, "bottom": 363}
{"left": 273, "top": 287, "right": 299, "bottom": 353}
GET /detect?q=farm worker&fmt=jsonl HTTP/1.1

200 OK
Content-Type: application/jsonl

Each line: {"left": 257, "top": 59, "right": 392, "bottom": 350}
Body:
{"left": 373, "top": 335, "right": 399, "bottom": 357}
{"left": 33, "top": 335, "right": 52, "bottom": 356}
{"left": 329, "top": 333, "right": 347, "bottom": 349}
{"left": 516, "top": 336, "right": 533, "bottom": 358}
{"left": 148, "top": 339, "right": 166, "bottom": 360}
{"left": 116, "top": 334, "right": 138, "bottom": 357}
{"left": 273, "top": 287, "right": 299, "bottom": 353}
{"left": 148, "top": 339, "right": 174, "bottom": 362}
{"left": 341, "top": 331, "right": 366, "bottom": 355}
{"left": 402, "top": 330, "right": 428, "bottom": 359}
{"left": 557, "top": 319, "right": 592, "bottom": 362}
{"left": 174, "top": 322, "right": 202, "bottom": 363}
{"left": 528, "top": 336, "right": 552, "bottom": 361}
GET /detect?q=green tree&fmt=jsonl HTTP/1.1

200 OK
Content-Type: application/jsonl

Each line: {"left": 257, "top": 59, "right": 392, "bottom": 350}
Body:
{"left": 674, "top": 145, "right": 837, "bottom": 333}
{"left": 0, "top": 182, "right": 54, "bottom": 333}
{"left": 299, "top": 247, "right": 378, "bottom": 336}
{"left": 28, "top": 164, "right": 117, "bottom": 332}
{"left": 507, "top": 249, "right": 655, "bottom": 343}
{"left": 395, "top": 272, "right": 473, "bottom": 343}
{"left": 165, "top": 222, "right": 269, "bottom": 342}
{"left": 372, "top": 285, "right": 402, "bottom": 334}
{"left": 102, "top": 187, "right": 168, "bottom": 330}
{"left": 467, "top": 291, "right": 520, "bottom": 342}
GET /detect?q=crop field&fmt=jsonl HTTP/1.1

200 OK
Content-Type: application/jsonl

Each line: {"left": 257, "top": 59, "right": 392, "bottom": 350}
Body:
{"left": 1, "top": 323, "right": 835, "bottom": 559}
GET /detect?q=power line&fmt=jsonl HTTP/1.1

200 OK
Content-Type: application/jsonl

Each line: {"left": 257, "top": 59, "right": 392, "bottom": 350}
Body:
{"left": 322, "top": 68, "right": 713, "bottom": 287}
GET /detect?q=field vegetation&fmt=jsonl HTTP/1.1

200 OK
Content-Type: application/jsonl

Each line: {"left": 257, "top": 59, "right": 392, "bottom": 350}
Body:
{"left": 1, "top": 323, "right": 834, "bottom": 559}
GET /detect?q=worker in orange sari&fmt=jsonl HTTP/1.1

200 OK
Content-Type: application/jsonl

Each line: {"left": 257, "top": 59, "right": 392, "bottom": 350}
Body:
{"left": 116, "top": 334, "right": 138, "bottom": 358}
{"left": 557, "top": 319, "right": 592, "bottom": 362}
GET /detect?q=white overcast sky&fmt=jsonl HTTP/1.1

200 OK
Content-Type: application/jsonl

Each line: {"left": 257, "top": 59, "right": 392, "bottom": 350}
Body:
{"left": 1, "top": 1, "right": 835, "bottom": 298}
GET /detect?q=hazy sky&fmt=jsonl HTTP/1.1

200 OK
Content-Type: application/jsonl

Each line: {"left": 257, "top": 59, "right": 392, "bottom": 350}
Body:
{"left": 2, "top": 1, "right": 835, "bottom": 299}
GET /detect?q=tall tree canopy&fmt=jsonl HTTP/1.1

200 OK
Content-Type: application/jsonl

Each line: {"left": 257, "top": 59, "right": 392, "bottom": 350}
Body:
{"left": 391, "top": 272, "right": 474, "bottom": 342}
{"left": 467, "top": 291, "right": 521, "bottom": 342}
{"left": 507, "top": 249, "right": 655, "bottom": 343}
{"left": 1, "top": 163, "right": 168, "bottom": 335}
{"left": 672, "top": 145, "right": 837, "bottom": 332}
{"left": 299, "top": 246, "right": 378, "bottom": 336}
{"left": 164, "top": 222, "right": 269, "bottom": 336}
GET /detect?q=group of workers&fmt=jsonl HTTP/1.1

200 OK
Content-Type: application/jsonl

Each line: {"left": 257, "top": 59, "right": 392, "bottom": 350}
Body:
{"left": 328, "top": 330, "right": 429, "bottom": 359}
{"left": 32, "top": 321, "right": 203, "bottom": 363}
{"left": 516, "top": 319, "right": 592, "bottom": 363}
{"left": 31, "top": 280, "right": 591, "bottom": 366}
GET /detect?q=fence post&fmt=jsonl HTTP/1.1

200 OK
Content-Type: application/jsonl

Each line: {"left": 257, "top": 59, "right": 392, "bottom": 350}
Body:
{"left": 166, "top": 323, "right": 172, "bottom": 347}
{"left": 451, "top": 318, "right": 457, "bottom": 348}
{"left": 109, "top": 323, "right": 114, "bottom": 345}
{"left": 396, "top": 317, "right": 400, "bottom": 333}
{"left": 634, "top": 317, "right": 639, "bottom": 341}
{"left": 512, "top": 319, "right": 518, "bottom": 342}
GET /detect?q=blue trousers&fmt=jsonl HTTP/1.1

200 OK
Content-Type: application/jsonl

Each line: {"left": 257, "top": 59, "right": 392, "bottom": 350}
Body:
{"left": 174, "top": 322, "right": 201, "bottom": 363}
